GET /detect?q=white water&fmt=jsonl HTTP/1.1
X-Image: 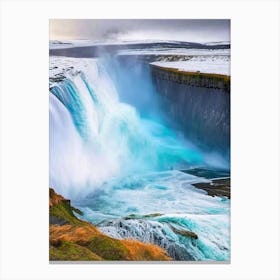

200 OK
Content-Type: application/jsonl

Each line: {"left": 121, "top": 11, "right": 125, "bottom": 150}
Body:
{"left": 50, "top": 57, "right": 204, "bottom": 198}
{"left": 74, "top": 170, "right": 230, "bottom": 261}
{"left": 49, "top": 56, "right": 230, "bottom": 261}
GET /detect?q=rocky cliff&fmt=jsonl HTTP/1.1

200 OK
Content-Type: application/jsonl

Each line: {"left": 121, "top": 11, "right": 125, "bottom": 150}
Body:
{"left": 151, "top": 64, "right": 230, "bottom": 159}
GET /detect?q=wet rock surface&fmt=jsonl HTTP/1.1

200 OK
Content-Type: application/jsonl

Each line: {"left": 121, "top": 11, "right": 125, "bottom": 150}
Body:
{"left": 192, "top": 178, "right": 230, "bottom": 199}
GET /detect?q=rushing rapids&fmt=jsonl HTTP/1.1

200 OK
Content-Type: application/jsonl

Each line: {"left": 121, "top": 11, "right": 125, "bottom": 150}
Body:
{"left": 49, "top": 56, "right": 230, "bottom": 261}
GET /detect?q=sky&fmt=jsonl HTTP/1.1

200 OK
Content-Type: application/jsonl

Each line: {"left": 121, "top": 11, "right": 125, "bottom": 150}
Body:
{"left": 50, "top": 19, "right": 230, "bottom": 43}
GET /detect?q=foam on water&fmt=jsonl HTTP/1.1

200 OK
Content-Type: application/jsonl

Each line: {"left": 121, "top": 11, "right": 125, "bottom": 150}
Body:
{"left": 74, "top": 170, "right": 230, "bottom": 261}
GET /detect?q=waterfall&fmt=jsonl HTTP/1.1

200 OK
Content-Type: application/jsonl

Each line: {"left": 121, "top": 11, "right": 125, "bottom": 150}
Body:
{"left": 49, "top": 58, "right": 203, "bottom": 198}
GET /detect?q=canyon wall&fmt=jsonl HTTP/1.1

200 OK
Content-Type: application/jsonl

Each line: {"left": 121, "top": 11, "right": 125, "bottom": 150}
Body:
{"left": 151, "top": 65, "right": 230, "bottom": 160}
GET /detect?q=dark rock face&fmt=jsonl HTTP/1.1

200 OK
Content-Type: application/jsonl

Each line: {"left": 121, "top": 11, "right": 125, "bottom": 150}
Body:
{"left": 170, "top": 226, "right": 198, "bottom": 239}
{"left": 192, "top": 178, "right": 230, "bottom": 199}
{"left": 181, "top": 168, "right": 230, "bottom": 179}
{"left": 49, "top": 215, "right": 68, "bottom": 226}
{"left": 151, "top": 66, "right": 230, "bottom": 158}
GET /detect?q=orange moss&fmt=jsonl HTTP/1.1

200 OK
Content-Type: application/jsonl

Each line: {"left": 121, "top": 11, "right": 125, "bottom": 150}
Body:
{"left": 50, "top": 241, "right": 103, "bottom": 261}
{"left": 50, "top": 224, "right": 99, "bottom": 244}
{"left": 50, "top": 223, "right": 171, "bottom": 261}
{"left": 123, "top": 239, "right": 171, "bottom": 261}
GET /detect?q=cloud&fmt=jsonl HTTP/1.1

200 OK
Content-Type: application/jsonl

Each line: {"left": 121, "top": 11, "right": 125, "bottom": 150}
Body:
{"left": 50, "top": 19, "right": 230, "bottom": 43}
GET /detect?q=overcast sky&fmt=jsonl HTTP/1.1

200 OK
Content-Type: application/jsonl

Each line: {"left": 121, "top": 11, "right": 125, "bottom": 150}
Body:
{"left": 50, "top": 19, "right": 230, "bottom": 43}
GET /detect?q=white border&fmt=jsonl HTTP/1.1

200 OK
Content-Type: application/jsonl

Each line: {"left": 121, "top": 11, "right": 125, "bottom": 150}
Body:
{"left": 0, "top": 0, "right": 279, "bottom": 279}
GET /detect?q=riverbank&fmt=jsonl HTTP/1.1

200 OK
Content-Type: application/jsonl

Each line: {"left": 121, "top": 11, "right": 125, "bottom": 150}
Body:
{"left": 49, "top": 188, "right": 171, "bottom": 261}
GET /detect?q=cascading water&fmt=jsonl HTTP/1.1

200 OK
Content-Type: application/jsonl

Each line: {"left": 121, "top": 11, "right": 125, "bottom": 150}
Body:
{"left": 49, "top": 56, "right": 230, "bottom": 261}
{"left": 50, "top": 57, "right": 203, "bottom": 197}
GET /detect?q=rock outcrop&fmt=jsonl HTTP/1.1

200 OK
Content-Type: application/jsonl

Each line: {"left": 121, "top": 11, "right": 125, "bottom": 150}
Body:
{"left": 49, "top": 188, "right": 171, "bottom": 261}
{"left": 192, "top": 178, "right": 230, "bottom": 199}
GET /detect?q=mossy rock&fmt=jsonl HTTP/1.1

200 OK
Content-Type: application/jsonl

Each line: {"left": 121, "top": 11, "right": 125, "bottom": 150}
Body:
{"left": 50, "top": 241, "right": 102, "bottom": 261}
{"left": 72, "top": 206, "right": 83, "bottom": 216}
{"left": 143, "top": 213, "right": 163, "bottom": 218}
{"left": 86, "top": 235, "right": 130, "bottom": 260}
{"left": 125, "top": 213, "right": 162, "bottom": 220}
{"left": 49, "top": 188, "right": 171, "bottom": 261}
{"left": 49, "top": 201, "right": 83, "bottom": 225}
{"left": 170, "top": 226, "right": 198, "bottom": 239}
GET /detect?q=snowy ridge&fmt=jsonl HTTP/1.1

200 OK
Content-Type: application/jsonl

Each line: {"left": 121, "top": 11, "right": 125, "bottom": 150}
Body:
{"left": 151, "top": 55, "right": 230, "bottom": 76}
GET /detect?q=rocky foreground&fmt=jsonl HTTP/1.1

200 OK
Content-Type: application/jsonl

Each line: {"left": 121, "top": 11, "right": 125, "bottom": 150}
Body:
{"left": 49, "top": 188, "right": 171, "bottom": 261}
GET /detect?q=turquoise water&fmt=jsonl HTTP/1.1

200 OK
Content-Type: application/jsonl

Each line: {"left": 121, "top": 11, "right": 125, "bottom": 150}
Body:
{"left": 73, "top": 170, "right": 230, "bottom": 261}
{"left": 50, "top": 58, "right": 205, "bottom": 198}
{"left": 49, "top": 57, "right": 230, "bottom": 261}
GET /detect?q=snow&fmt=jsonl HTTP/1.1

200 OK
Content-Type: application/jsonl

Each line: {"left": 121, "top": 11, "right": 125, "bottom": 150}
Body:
{"left": 150, "top": 56, "right": 230, "bottom": 76}
{"left": 49, "top": 39, "right": 230, "bottom": 51}
{"left": 49, "top": 43, "right": 230, "bottom": 78}
{"left": 117, "top": 48, "right": 230, "bottom": 56}
{"left": 49, "top": 39, "right": 185, "bottom": 49}
{"left": 49, "top": 56, "right": 97, "bottom": 87}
